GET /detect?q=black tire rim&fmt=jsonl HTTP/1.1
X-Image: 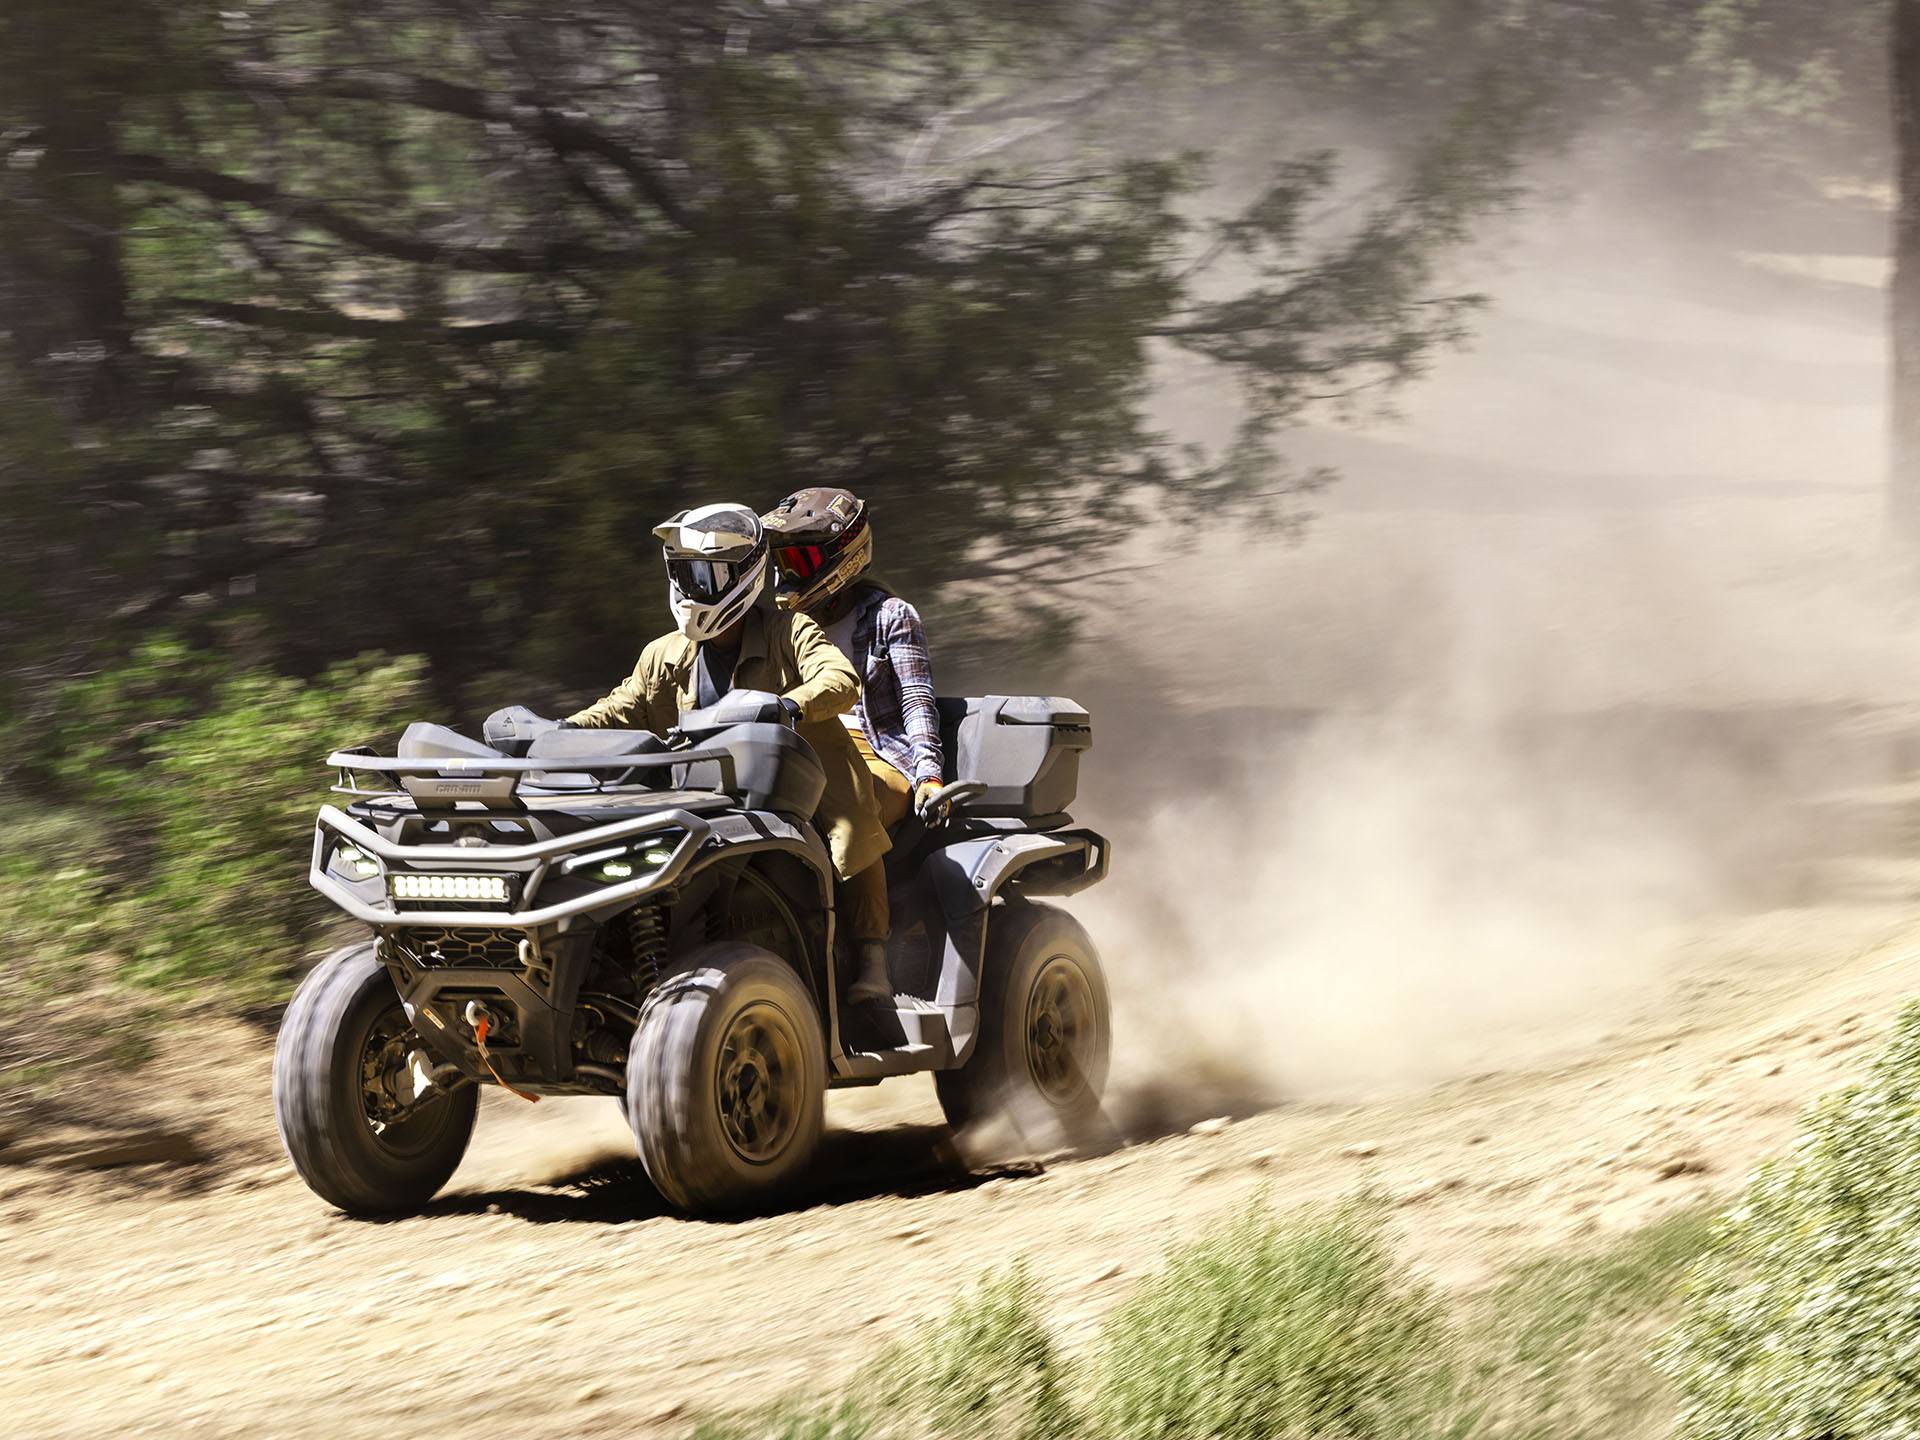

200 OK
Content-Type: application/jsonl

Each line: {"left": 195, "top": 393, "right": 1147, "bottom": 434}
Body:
{"left": 714, "top": 1000, "right": 805, "bottom": 1165}
{"left": 357, "top": 1008, "right": 454, "bottom": 1158}
{"left": 1023, "top": 954, "right": 1096, "bottom": 1106}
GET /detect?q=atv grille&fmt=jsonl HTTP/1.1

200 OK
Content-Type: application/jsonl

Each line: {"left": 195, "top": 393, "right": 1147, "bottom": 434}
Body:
{"left": 389, "top": 927, "right": 522, "bottom": 970}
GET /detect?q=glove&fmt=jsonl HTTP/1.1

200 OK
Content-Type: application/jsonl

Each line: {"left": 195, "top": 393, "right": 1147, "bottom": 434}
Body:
{"left": 778, "top": 696, "right": 802, "bottom": 724}
{"left": 913, "top": 778, "right": 945, "bottom": 819}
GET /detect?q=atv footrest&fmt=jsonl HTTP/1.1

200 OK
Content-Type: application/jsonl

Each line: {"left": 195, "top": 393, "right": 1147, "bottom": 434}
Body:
{"left": 836, "top": 1000, "right": 953, "bottom": 1079}
{"left": 837, "top": 1041, "right": 940, "bottom": 1080}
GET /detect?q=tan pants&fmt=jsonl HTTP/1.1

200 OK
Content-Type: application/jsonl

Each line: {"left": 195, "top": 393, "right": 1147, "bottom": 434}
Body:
{"left": 840, "top": 728, "right": 911, "bottom": 942}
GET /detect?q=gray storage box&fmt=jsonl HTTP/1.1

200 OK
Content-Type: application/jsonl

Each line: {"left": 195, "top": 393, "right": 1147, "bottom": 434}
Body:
{"left": 948, "top": 695, "right": 1092, "bottom": 818}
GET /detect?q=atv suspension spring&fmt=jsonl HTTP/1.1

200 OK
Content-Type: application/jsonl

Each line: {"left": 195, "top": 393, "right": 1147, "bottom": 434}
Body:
{"left": 627, "top": 905, "right": 667, "bottom": 995}
{"left": 592, "top": 905, "right": 668, "bottom": 1001}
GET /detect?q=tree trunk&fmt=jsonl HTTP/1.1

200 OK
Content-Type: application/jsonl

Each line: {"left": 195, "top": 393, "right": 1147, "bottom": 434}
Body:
{"left": 0, "top": 0, "right": 138, "bottom": 422}
{"left": 1891, "top": 0, "right": 1920, "bottom": 541}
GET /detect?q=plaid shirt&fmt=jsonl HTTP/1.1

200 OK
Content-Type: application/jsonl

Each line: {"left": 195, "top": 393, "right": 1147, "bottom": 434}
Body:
{"left": 842, "top": 589, "right": 944, "bottom": 786}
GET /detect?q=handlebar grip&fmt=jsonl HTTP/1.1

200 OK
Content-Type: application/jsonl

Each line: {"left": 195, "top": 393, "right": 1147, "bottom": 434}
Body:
{"left": 920, "top": 779, "right": 989, "bottom": 824}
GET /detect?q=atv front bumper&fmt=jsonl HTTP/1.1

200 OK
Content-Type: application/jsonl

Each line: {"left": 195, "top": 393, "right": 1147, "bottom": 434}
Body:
{"left": 308, "top": 803, "right": 710, "bottom": 928}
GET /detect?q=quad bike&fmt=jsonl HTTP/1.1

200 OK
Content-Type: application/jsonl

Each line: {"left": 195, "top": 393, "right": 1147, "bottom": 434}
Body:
{"left": 275, "top": 690, "right": 1111, "bottom": 1216}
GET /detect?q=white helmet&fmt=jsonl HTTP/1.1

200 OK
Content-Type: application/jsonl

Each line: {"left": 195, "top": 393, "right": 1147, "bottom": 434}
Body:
{"left": 652, "top": 503, "right": 769, "bottom": 642}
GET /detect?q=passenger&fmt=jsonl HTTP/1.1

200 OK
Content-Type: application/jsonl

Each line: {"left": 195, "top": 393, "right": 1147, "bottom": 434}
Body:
{"left": 567, "top": 503, "right": 894, "bottom": 1001}
{"left": 762, "top": 489, "right": 945, "bottom": 1000}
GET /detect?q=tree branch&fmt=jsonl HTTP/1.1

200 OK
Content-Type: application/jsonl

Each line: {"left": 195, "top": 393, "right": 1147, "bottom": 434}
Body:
{"left": 220, "top": 63, "right": 693, "bottom": 230}
{"left": 116, "top": 153, "right": 644, "bottom": 274}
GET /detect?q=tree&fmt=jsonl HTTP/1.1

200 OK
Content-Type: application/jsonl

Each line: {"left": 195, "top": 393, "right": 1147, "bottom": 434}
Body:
{"left": 0, "top": 0, "right": 1522, "bottom": 701}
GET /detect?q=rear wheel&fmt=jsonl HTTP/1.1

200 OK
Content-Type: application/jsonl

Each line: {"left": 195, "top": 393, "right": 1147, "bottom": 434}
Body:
{"left": 626, "top": 942, "right": 826, "bottom": 1214}
{"left": 936, "top": 903, "right": 1111, "bottom": 1146}
{"left": 274, "top": 942, "right": 477, "bottom": 1216}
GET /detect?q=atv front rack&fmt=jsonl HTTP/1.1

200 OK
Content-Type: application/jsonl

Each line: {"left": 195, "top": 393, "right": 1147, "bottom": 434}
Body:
{"left": 326, "top": 747, "right": 739, "bottom": 804}
{"left": 310, "top": 803, "right": 713, "bottom": 928}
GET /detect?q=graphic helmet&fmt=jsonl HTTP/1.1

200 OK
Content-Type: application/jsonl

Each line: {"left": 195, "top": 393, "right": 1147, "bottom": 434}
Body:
{"left": 652, "top": 502, "right": 769, "bottom": 642}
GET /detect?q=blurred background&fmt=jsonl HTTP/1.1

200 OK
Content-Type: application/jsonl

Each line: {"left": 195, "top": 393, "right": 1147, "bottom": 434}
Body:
{"left": 3, "top": 0, "right": 1904, "bottom": 1128}
{"left": 1, "top": 0, "right": 1902, "bottom": 1093}
{"left": 6, "top": 3, "right": 1920, "bottom": 1435}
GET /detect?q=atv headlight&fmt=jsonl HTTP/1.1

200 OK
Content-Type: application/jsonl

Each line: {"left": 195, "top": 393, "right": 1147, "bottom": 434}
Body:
{"left": 390, "top": 873, "right": 511, "bottom": 904}
{"left": 332, "top": 842, "right": 381, "bottom": 881}
{"left": 570, "top": 837, "right": 682, "bottom": 885}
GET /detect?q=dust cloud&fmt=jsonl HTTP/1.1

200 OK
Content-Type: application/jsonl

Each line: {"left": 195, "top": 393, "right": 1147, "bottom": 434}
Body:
{"left": 1060, "top": 147, "right": 1920, "bottom": 1118}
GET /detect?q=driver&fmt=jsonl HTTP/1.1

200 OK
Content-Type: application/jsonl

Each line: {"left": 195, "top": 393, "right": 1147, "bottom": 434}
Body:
{"left": 566, "top": 504, "right": 895, "bottom": 1001}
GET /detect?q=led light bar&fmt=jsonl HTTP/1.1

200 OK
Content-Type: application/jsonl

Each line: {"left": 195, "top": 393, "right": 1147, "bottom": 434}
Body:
{"left": 389, "top": 873, "right": 511, "bottom": 904}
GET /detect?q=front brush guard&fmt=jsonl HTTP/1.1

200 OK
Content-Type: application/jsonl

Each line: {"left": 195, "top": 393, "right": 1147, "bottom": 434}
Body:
{"left": 309, "top": 804, "right": 712, "bottom": 929}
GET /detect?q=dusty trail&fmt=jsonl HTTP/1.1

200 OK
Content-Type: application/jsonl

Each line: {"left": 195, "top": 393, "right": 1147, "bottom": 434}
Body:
{"left": 6, "top": 825, "right": 1919, "bottom": 1439}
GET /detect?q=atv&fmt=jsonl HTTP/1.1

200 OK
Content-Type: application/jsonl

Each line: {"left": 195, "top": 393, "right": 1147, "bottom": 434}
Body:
{"left": 275, "top": 690, "right": 1111, "bottom": 1216}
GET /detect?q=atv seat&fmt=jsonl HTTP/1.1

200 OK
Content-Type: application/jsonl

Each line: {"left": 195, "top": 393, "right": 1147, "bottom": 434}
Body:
{"left": 524, "top": 728, "right": 665, "bottom": 760}
{"left": 522, "top": 727, "right": 668, "bottom": 790}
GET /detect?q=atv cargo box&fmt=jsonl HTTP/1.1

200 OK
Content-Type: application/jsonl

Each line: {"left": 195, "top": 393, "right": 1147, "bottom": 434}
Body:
{"left": 940, "top": 695, "right": 1092, "bottom": 819}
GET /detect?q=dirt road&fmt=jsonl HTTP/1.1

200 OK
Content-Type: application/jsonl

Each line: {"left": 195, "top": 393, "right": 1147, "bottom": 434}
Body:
{"left": 6, "top": 832, "right": 1918, "bottom": 1440}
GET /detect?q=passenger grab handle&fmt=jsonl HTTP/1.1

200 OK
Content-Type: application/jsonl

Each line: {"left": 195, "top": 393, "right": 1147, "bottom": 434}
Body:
{"left": 917, "top": 779, "right": 987, "bottom": 825}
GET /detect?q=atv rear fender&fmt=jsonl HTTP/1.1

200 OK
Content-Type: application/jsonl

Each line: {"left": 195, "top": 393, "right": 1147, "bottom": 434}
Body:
{"left": 917, "top": 829, "right": 1108, "bottom": 1063}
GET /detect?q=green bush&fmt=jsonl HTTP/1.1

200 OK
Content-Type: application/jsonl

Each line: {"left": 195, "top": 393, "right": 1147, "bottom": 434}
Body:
{"left": 1090, "top": 1203, "right": 1465, "bottom": 1440}
{"left": 1664, "top": 1002, "right": 1920, "bottom": 1439}
{"left": 688, "top": 1399, "right": 874, "bottom": 1440}
{"left": 4, "top": 637, "right": 425, "bottom": 1007}
{"left": 689, "top": 1207, "right": 1476, "bottom": 1440}
{"left": 873, "top": 1267, "right": 1074, "bottom": 1440}
{"left": 691, "top": 1269, "right": 1069, "bottom": 1440}
{"left": 1466, "top": 1206, "right": 1713, "bottom": 1440}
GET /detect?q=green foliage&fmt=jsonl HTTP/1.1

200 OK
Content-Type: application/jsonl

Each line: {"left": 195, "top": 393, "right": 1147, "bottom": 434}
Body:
{"left": 1465, "top": 1207, "right": 1714, "bottom": 1440}
{"left": 691, "top": 1269, "right": 1069, "bottom": 1440}
{"left": 0, "top": 0, "right": 1526, "bottom": 697}
{"left": 1090, "top": 1203, "right": 1464, "bottom": 1440}
{"left": 5, "top": 639, "right": 424, "bottom": 1006}
{"left": 873, "top": 1267, "right": 1075, "bottom": 1440}
{"left": 689, "top": 1205, "right": 1473, "bottom": 1440}
{"left": 688, "top": 1399, "right": 875, "bottom": 1440}
{"left": 1664, "top": 1003, "right": 1920, "bottom": 1439}
{"left": 688, "top": 1200, "right": 1733, "bottom": 1440}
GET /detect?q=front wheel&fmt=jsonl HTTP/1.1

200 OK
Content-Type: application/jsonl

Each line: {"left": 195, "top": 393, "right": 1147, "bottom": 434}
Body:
{"left": 274, "top": 942, "right": 477, "bottom": 1216}
{"left": 936, "top": 903, "right": 1111, "bottom": 1147}
{"left": 626, "top": 942, "right": 826, "bottom": 1214}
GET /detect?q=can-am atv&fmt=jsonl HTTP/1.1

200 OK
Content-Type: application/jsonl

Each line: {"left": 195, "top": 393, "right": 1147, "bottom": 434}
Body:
{"left": 275, "top": 690, "right": 1111, "bottom": 1216}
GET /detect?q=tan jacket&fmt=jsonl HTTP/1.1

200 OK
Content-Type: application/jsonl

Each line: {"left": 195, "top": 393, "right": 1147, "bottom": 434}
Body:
{"left": 566, "top": 606, "right": 889, "bottom": 879}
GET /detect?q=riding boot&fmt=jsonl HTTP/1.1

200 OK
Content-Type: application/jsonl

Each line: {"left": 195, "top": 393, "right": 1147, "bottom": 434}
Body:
{"left": 848, "top": 940, "right": 893, "bottom": 1005}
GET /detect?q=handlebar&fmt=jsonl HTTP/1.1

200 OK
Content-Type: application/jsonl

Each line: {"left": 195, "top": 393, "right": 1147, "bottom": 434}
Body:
{"left": 919, "top": 779, "right": 988, "bottom": 825}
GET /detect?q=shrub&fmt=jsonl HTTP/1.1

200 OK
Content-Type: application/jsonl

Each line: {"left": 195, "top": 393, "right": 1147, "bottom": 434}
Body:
{"left": 1465, "top": 1206, "right": 1713, "bottom": 1440}
{"left": 688, "top": 1399, "right": 874, "bottom": 1440}
{"left": 1664, "top": 1002, "right": 1920, "bottom": 1439}
{"left": 691, "top": 1269, "right": 1069, "bottom": 1440}
{"left": 873, "top": 1267, "right": 1075, "bottom": 1440}
{"left": 1090, "top": 1203, "right": 1465, "bottom": 1440}
{"left": 7, "top": 638, "right": 426, "bottom": 1006}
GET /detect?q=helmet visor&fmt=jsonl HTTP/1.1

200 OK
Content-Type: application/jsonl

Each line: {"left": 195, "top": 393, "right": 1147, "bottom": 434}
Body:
{"left": 666, "top": 556, "right": 738, "bottom": 604}
{"left": 776, "top": 545, "right": 827, "bottom": 583}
